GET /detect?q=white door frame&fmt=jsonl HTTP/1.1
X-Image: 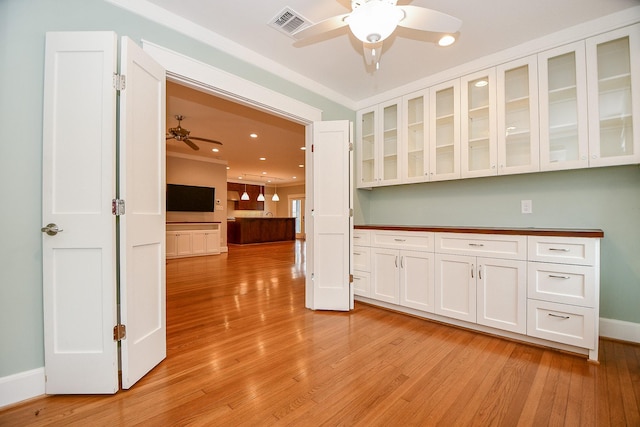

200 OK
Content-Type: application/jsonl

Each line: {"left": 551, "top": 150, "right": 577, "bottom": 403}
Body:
{"left": 140, "top": 41, "right": 328, "bottom": 310}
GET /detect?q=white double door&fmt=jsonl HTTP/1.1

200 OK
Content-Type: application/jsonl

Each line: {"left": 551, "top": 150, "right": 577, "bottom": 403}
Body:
{"left": 42, "top": 32, "right": 166, "bottom": 393}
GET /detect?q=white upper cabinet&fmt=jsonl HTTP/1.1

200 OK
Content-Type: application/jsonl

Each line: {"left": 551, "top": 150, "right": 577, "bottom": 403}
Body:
{"left": 461, "top": 69, "right": 497, "bottom": 178}
{"left": 497, "top": 56, "right": 540, "bottom": 175}
{"left": 538, "top": 41, "right": 589, "bottom": 171}
{"left": 586, "top": 24, "right": 640, "bottom": 167}
{"left": 356, "top": 98, "right": 402, "bottom": 187}
{"left": 429, "top": 79, "right": 461, "bottom": 181}
{"left": 401, "top": 89, "right": 429, "bottom": 183}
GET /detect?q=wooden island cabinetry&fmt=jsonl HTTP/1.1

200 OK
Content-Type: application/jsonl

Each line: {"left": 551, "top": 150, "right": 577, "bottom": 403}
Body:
{"left": 227, "top": 217, "right": 295, "bottom": 244}
{"left": 354, "top": 225, "right": 603, "bottom": 361}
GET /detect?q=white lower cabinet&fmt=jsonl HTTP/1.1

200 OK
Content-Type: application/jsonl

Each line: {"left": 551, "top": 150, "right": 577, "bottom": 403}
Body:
{"left": 353, "top": 230, "right": 372, "bottom": 297}
{"left": 355, "top": 227, "right": 602, "bottom": 361}
{"left": 166, "top": 223, "right": 221, "bottom": 258}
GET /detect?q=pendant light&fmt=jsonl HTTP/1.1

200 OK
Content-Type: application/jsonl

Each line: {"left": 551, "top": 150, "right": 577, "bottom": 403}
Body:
{"left": 272, "top": 182, "right": 280, "bottom": 202}
{"left": 241, "top": 182, "right": 250, "bottom": 201}
{"left": 257, "top": 185, "right": 265, "bottom": 202}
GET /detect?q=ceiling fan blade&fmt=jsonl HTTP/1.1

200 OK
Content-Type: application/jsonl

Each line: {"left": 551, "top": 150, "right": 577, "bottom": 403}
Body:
{"left": 397, "top": 6, "right": 462, "bottom": 33}
{"left": 183, "top": 139, "right": 200, "bottom": 151}
{"left": 363, "top": 41, "right": 383, "bottom": 67}
{"left": 188, "top": 136, "right": 223, "bottom": 146}
{"left": 166, "top": 135, "right": 174, "bottom": 140}
{"left": 291, "top": 13, "right": 349, "bottom": 40}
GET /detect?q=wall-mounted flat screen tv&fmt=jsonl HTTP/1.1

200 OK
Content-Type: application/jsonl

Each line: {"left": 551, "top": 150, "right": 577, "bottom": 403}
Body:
{"left": 166, "top": 184, "right": 215, "bottom": 212}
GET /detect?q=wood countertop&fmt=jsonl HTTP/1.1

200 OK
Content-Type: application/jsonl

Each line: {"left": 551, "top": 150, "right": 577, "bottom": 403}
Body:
{"left": 354, "top": 225, "right": 604, "bottom": 238}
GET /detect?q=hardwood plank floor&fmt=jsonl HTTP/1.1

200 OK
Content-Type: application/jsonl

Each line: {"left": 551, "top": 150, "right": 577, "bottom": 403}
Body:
{"left": 1, "top": 241, "right": 639, "bottom": 426}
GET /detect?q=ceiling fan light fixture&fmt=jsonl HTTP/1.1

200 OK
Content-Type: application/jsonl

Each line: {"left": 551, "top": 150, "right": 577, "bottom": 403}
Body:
{"left": 346, "top": 1, "right": 403, "bottom": 43}
{"left": 438, "top": 34, "right": 456, "bottom": 47}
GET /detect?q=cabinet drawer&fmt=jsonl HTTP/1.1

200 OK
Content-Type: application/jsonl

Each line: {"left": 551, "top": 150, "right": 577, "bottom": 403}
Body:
{"left": 528, "top": 262, "right": 596, "bottom": 307}
{"left": 435, "top": 233, "right": 527, "bottom": 260}
{"left": 353, "top": 271, "right": 370, "bottom": 297}
{"left": 353, "top": 246, "right": 371, "bottom": 272}
{"left": 353, "top": 229, "right": 371, "bottom": 246}
{"left": 373, "top": 230, "right": 434, "bottom": 251}
{"left": 528, "top": 236, "right": 598, "bottom": 266}
{"left": 527, "top": 300, "right": 595, "bottom": 349}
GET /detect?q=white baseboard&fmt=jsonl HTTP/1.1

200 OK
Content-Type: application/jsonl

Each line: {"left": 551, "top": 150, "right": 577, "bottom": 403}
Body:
{"left": 600, "top": 318, "right": 640, "bottom": 343}
{"left": 0, "top": 367, "right": 45, "bottom": 409}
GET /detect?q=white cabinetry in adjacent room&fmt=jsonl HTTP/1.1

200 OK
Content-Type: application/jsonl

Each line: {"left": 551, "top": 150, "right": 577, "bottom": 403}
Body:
{"left": 497, "top": 56, "right": 540, "bottom": 175}
{"left": 586, "top": 23, "right": 640, "bottom": 167}
{"left": 166, "top": 223, "right": 221, "bottom": 258}
{"left": 434, "top": 233, "right": 527, "bottom": 333}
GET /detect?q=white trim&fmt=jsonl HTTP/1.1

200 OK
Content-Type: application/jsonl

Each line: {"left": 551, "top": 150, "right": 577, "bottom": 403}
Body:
{"left": 142, "top": 40, "right": 322, "bottom": 125}
{"left": 356, "top": 6, "right": 640, "bottom": 109}
{"left": 0, "top": 368, "right": 45, "bottom": 409}
{"left": 105, "top": 0, "right": 355, "bottom": 109}
{"left": 600, "top": 318, "right": 640, "bottom": 344}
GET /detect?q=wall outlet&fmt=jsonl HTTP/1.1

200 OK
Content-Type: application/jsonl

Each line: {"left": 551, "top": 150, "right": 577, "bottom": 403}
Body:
{"left": 521, "top": 199, "right": 533, "bottom": 214}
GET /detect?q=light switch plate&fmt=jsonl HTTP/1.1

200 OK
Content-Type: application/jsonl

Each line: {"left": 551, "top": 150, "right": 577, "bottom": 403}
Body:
{"left": 521, "top": 199, "right": 532, "bottom": 214}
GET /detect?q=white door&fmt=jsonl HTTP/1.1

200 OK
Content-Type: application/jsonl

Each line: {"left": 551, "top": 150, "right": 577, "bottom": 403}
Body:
{"left": 42, "top": 32, "right": 166, "bottom": 393}
{"left": 309, "top": 120, "right": 352, "bottom": 310}
{"left": 42, "top": 32, "right": 119, "bottom": 394}
{"left": 118, "top": 37, "right": 166, "bottom": 389}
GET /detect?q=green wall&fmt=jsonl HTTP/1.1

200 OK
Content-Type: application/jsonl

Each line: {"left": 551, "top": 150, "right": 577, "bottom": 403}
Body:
{"left": 359, "top": 165, "right": 640, "bottom": 323}
{"left": 0, "top": 0, "right": 353, "bottom": 378}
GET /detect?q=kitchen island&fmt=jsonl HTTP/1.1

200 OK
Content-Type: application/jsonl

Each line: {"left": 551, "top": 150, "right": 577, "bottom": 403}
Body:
{"left": 227, "top": 217, "right": 296, "bottom": 244}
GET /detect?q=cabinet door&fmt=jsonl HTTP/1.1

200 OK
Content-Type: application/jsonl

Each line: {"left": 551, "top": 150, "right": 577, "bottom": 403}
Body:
{"left": 176, "top": 232, "right": 192, "bottom": 256}
{"left": 497, "top": 56, "right": 540, "bottom": 175}
{"left": 429, "top": 79, "right": 461, "bottom": 181}
{"left": 379, "top": 98, "right": 402, "bottom": 185}
{"left": 402, "top": 90, "right": 429, "bottom": 183}
{"left": 191, "top": 231, "right": 206, "bottom": 255}
{"left": 166, "top": 232, "right": 177, "bottom": 257}
{"left": 461, "top": 69, "right": 497, "bottom": 178}
{"left": 399, "top": 250, "right": 435, "bottom": 313}
{"left": 357, "top": 107, "right": 377, "bottom": 187}
{"left": 586, "top": 24, "right": 640, "bottom": 167}
{"left": 371, "top": 248, "right": 400, "bottom": 304}
{"left": 538, "top": 41, "right": 589, "bottom": 171}
{"left": 434, "top": 253, "right": 476, "bottom": 322}
{"left": 205, "top": 231, "right": 220, "bottom": 254}
{"left": 353, "top": 271, "right": 371, "bottom": 297}
{"left": 477, "top": 257, "right": 526, "bottom": 334}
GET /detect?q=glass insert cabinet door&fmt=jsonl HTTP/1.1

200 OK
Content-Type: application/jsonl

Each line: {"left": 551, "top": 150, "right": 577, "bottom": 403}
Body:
{"left": 538, "top": 41, "right": 589, "bottom": 171}
{"left": 461, "top": 69, "right": 497, "bottom": 178}
{"left": 429, "top": 79, "right": 460, "bottom": 181}
{"left": 380, "top": 99, "right": 401, "bottom": 184}
{"left": 402, "top": 89, "right": 429, "bottom": 183}
{"left": 357, "top": 108, "right": 376, "bottom": 187}
{"left": 497, "top": 56, "right": 540, "bottom": 175}
{"left": 586, "top": 24, "right": 640, "bottom": 167}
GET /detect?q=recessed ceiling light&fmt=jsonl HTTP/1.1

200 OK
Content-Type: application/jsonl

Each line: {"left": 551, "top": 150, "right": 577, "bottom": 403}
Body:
{"left": 298, "top": 164, "right": 304, "bottom": 168}
{"left": 292, "top": 176, "right": 297, "bottom": 179}
{"left": 438, "top": 35, "right": 456, "bottom": 47}
{"left": 262, "top": 171, "right": 267, "bottom": 175}
{"left": 238, "top": 176, "right": 243, "bottom": 179}
{"left": 226, "top": 166, "right": 230, "bottom": 170}
{"left": 259, "top": 157, "right": 266, "bottom": 161}
{"left": 211, "top": 148, "right": 219, "bottom": 152}
{"left": 250, "top": 133, "right": 258, "bottom": 138}
{"left": 300, "top": 146, "right": 306, "bottom": 150}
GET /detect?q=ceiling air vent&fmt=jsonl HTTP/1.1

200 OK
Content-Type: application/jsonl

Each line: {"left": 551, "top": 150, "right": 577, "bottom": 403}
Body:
{"left": 269, "top": 7, "right": 309, "bottom": 37}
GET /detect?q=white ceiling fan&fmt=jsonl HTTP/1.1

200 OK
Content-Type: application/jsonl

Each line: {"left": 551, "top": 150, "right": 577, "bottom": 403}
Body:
{"left": 292, "top": 0, "right": 462, "bottom": 69}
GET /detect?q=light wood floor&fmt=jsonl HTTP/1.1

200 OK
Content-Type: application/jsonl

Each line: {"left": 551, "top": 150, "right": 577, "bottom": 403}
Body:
{"left": 2, "top": 241, "right": 639, "bottom": 426}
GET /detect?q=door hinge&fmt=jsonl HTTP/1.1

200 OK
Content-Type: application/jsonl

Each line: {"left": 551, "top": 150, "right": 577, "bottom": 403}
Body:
{"left": 113, "top": 74, "right": 126, "bottom": 91}
{"left": 349, "top": 208, "right": 354, "bottom": 217}
{"left": 349, "top": 143, "right": 354, "bottom": 151}
{"left": 113, "top": 324, "right": 127, "bottom": 341}
{"left": 112, "top": 199, "right": 125, "bottom": 216}
{"left": 311, "top": 144, "right": 314, "bottom": 153}
{"left": 349, "top": 274, "right": 353, "bottom": 283}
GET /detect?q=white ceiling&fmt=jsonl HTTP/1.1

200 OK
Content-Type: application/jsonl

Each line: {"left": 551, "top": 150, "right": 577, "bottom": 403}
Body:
{"left": 116, "top": 0, "right": 639, "bottom": 184}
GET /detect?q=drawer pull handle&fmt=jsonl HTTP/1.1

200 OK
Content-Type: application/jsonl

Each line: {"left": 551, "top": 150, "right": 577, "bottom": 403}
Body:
{"left": 548, "top": 313, "right": 570, "bottom": 320}
{"left": 354, "top": 252, "right": 361, "bottom": 255}
{"left": 469, "top": 243, "right": 484, "bottom": 247}
{"left": 549, "top": 248, "right": 570, "bottom": 252}
{"left": 471, "top": 264, "right": 474, "bottom": 279}
{"left": 478, "top": 265, "right": 482, "bottom": 280}
{"left": 394, "top": 238, "right": 406, "bottom": 242}
{"left": 548, "top": 274, "right": 570, "bottom": 279}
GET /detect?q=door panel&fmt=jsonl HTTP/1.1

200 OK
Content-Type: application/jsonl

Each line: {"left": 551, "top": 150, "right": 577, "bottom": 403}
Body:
{"left": 118, "top": 36, "right": 166, "bottom": 389}
{"left": 310, "top": 121, "right": 352, "bottom": 310}
{"left": 42, "top": 31, "right": 119, "bottom": 394}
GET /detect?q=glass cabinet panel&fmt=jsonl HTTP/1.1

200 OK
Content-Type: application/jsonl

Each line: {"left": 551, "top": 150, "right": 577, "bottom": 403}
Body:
{"left": 430, "top": 79, "right": 460, "bottom": 180}
{"left": 403, "top": 90, "right": 428, "bottom": 183}
{"left": 497, "top": 56, "right": 539, "bottom": 174}
{"left": 538, "top": 41, "right": 588, "bottom": 171}
{"left": 358, "top": 109, "right": 376, "bottom": 186}
{"left": 382, "top": 103, "right": 399, "bottom": 182}
{"left": 461, "top": 69, "right": 496, "bottom": 178}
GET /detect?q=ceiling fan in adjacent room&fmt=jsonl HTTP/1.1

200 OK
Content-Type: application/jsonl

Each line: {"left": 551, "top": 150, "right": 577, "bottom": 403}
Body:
{"left": 291, "top": 0, "right": 462, "bottom": 69}
{"left": 166, "top": 115, "right": 223, "bottom": 151}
